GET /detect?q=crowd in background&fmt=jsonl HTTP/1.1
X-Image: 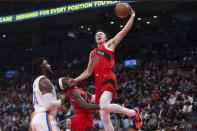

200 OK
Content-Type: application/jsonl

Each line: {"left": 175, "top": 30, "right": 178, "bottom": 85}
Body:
{"left": 0, "top": 8, "right": 197, "bottom": 130}
{"left": 1, "top": 41, "right": 197, "bottom": 130}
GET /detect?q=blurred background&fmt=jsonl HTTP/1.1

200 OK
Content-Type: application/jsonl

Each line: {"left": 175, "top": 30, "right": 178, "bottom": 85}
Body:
{"left": 0, "top": 1, "right": 197, "bottom": 131}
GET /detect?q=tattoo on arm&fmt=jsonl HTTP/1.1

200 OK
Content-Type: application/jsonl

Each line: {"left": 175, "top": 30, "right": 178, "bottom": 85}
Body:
{"left": 69, "top": 90, "right": 85, "bottom": 105}
{"left": 108, "top": 40, "right": 115, "bottom": 48}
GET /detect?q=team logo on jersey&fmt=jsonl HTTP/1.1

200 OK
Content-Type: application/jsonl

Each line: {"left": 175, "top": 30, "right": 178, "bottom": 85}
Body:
{"left": 93, "top": 57, "right": 99, "bottom": 66}
{"left": 91, "top": 50, "right": 111, "bottom": 62}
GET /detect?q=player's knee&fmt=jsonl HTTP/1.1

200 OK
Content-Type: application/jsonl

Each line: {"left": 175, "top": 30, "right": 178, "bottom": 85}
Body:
{"left": 99, "top": 102, "right": 109, "bottom": 110}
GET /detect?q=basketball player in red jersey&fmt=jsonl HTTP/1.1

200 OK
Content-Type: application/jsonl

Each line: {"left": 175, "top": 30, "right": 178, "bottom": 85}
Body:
{"left": 69, "top": 7, "right": 142, "bottom": 130}
{"left": 59, "top": 77, "right": 99, "bottom": 131}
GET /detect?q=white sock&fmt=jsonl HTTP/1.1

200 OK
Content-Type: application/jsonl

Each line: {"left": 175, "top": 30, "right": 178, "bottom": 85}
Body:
{"left": 100, "top": 91, "right": 136, "bottom": 117}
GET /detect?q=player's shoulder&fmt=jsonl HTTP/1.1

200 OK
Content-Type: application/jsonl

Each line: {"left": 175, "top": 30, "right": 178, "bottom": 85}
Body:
{"left": 68, "top": 88, "right": 83, "bottom": 99}
{"left": 90, "top": 48, "right": 97, "bottom": 58}
{"left": 91, "top": 48, "right": 97, "bottom": 53}
{"left": 39, "top": 77, "right": 51, "bottom": 85}
{"left": 67, "top": 87, "right": 81, "bottom": 96}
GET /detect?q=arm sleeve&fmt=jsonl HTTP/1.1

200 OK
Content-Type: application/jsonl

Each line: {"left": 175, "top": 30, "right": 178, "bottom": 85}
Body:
{"left": 42, "top": 93, "right": 61, "bottom": 110}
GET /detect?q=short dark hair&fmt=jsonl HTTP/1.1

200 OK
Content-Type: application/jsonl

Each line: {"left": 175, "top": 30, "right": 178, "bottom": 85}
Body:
{"left": 32, "top": 57, "right": 47, "bottom": 77}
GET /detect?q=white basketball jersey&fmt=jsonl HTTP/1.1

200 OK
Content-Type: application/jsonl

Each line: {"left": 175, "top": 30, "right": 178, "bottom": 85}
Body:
{"left": 32, "top": 75, "right": 58, "bottom": 117}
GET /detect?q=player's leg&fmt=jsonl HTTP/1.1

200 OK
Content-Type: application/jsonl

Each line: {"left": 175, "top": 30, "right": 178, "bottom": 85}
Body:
{"left": 50, "top": 119, "right": 59, "bottom": 131}
{"left": 99, "top": 110, "right": 114, "bottom": 131}
{"left": 31, "top": 114, "right": 48, "bottom": 131}
{"left": 46, "top": 112, "right": 59, "bottom": 131}
{"left": 100, "top": 91, "right": 136, "bottom": 117}
{"left": 31, "top": 112, "right": 58, "bottom": 131}
{"left": 100, "top": 91, "right": 142, "bottom": 129}
{"left": 31, "top": 114, "right": 41, "bottom": 131}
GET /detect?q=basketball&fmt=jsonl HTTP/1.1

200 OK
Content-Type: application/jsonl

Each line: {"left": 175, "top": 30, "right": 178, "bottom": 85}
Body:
{"left": 115, "top": 3, "right": 131, "bottom": 18}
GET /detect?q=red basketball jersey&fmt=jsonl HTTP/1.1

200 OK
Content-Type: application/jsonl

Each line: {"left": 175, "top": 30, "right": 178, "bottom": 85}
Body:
{"left": 91, "top": 44, "right": 115, "bottom": 79}
{"left": 66, "top": 88, "right": 92, "bottom": 115}
{"left": 91, "top": 44, "right": 117, "bottom": 104}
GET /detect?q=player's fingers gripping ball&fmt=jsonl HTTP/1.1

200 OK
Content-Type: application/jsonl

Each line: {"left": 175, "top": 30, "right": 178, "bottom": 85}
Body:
{"left": 115, "top": 3, "right": 132, "bottom": 18}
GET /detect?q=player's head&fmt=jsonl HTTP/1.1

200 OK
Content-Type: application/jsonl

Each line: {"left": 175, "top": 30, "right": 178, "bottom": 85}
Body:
{"left": 32, "top": 57, "right": 52, "bottom": 77}
{"left": 59, "top": 77, "right": 73, "bottom": 91}
{"left": 95, "top": 32, "right": 107, "bottom": 46}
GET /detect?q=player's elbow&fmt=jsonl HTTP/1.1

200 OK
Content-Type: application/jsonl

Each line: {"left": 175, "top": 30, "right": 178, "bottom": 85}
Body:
{"left": 84, "top": 107, "right": 90, "bottom": 110}
{"left": 86, "top": 70, "right": 92, "bottom": 77}
{"left": 87, "top": 72, "right": 92, "bottom": 77}
{"left": 121, "top": 30, "right": 128, "bottom": 37}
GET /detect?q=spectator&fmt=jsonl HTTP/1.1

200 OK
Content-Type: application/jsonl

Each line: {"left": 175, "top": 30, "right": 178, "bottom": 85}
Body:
{"left": 176, "top": 109, "right": 185, "bottom": 121}
{"left": 193, "top": 120, "right": 197, "bottom": 131}
{"left": 186, "top": 123, "right": 195, "bottom": 131}
{"left": 122, "top": 117, "right": 133, "bottom": 131}
{"left": 179, "top": 119, "right": 187, "bottom": 131}
{"left": 169, "top": 94, "right": 177, "bottom": 105}
{"left": 155, "top": 102, "right": 168, "bottom": 119}
{"left": 147, "top": 113, "right": 157, "bottom": 128}
{"left": 183, "top": 102, "right": 193, "bottom": 113}
{"left": 1, "top": 21, "right": 197, "bottom": 130}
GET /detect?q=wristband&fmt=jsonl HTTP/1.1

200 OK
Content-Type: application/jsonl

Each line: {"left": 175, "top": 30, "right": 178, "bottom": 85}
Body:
{"left": 132, "top": 14, "right": 135, "bottom": 17}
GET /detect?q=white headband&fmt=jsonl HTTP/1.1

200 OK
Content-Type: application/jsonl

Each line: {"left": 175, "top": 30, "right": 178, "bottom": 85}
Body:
{"left": 58, "top": 78, "right": 64, "bottom": 90}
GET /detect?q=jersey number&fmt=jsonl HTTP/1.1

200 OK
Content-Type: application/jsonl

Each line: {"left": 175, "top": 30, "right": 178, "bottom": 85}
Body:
{"left": 33, "top": 91, "right": 38, "bottom": 105}
{"left": 93, "top": 57, "right": 99, "bottom": 67}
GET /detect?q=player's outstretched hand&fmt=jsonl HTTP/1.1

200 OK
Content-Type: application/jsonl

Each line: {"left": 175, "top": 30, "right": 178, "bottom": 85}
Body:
{"left": 124, "top": 3, "right": 135, "bottom": 15}
{"left": 130, "top": 8, "right": 135, "bottom": 16}
{"left": 68, "top": 78, "right": 76, "bottom": 86}
{"left": 57, "top": 93, "right": 66, "bottom": 104}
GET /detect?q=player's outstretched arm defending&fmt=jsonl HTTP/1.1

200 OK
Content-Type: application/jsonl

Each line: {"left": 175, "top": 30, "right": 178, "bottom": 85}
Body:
{"left": 106, "top": 8, "right": 135, "bottom": 51}
{"left": 69, "top": 53, "right": 94, "bottom": 86}
{"left": 59, "top": 77, "right": 99, "bottom": 110}
{"left": 39, "top": 78, "right": 65, "bottom": 110}
{"left": 69, "top": 90, "right": 99, "bottom": 110}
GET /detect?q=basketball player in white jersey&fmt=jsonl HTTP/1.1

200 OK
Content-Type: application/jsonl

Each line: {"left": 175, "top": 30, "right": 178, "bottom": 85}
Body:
{"left": 30, "top": 57, "right": 65, "bottom": 131}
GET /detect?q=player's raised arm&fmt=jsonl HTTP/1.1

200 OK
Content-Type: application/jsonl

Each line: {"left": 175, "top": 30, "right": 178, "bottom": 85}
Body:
{"left": 106, "top": 8, "right": 135, "bottom": 51}
{"left": 69, "top": 52, "right": 94, "bottom": 86}
{"left": 39, "top": 78, "right": 63, "bottom": 109}
{"left": 69, "top": 89, "right": 100, "bottom": 110}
